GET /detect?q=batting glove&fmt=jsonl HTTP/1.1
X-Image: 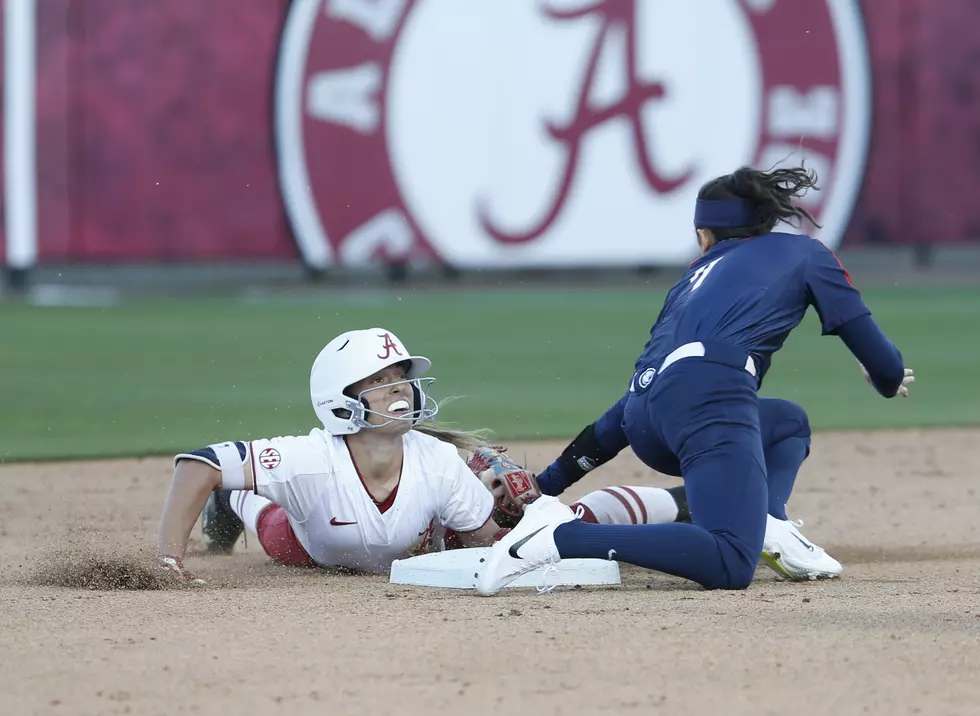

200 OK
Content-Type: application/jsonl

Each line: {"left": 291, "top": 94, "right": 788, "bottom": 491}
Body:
{"left": 466, "top": 446, "right": 542, "bottom": 527}
{"left": 158, "top": 555, "right": 206, "bottom": 586}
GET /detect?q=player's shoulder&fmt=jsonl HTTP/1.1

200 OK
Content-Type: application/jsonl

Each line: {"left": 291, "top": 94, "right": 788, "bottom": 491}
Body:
{"left": 788, "top": 233, "right": 851, "bottom": 271}
{"left": 249, "top": 428, "right": 329, "bottom": 453}
{"left": 744, "top": 232, "right": 829, "bottom": 269}
{"left": 404, "top": 430, "right": 465, "bottom": 477}
{"left": 765, "top": 231, "right": 827, "bottom": 252}
{"left": 405, "top": 429, "right": 461, "bottom": 460}
{"left": 250, "top": 428, "right": 335, "bottom": 480}
{"left": 174, "top": 429, "right": 332, "bottom": 476}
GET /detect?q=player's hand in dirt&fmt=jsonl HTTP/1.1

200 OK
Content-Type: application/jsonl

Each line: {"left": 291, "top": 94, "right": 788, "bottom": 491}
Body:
{"left": 157, "top": 555, "right": 206, "bottom": 586}
{"left": 466, "top": 446, "right": 542, "bottom": 528}
{"left": 859, "top": 363, "right": 916, "bottom": 398}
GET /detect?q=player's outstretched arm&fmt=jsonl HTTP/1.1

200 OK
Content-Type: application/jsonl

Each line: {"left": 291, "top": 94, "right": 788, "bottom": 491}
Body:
{"left": 455, "top": 518, "right": 506, "bottom": 548}
{"left": 837, "top": 315, "right": 914, "bottom": 398}
{"left": 804, "top": 242, "right": 913, "bottom": 399}
{"left": 157, "top": 460, "right": 235, "bottom": 580}
{"left": 536, "top": 391, "right": 631, "bottom": 496}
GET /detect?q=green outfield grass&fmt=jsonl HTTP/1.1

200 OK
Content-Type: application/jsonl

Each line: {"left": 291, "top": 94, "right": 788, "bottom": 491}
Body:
{"left": 1, "top": 285, "right": 977, "bottom": 461}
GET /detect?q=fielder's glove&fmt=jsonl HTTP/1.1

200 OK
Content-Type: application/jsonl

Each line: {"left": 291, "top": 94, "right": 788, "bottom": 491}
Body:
{"left": 158, "top": 555, "right": 206, "bottom": 586}
{"left": 466, "top": 445, "right": 542, "bottom": 528}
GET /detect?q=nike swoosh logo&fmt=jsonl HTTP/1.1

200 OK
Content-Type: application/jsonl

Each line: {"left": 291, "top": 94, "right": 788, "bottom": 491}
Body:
{"left": 791, "top": 534, "right": 814, "bottom": 552}
{"left": 508, "top": 526, "right": 546, "bottom": 559}
{"left": 330, "top": 518, "right": 357, "bottom": 526}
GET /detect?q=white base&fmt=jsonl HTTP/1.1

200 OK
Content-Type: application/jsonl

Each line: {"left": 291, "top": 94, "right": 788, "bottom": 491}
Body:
{"left": 389, "top": 547, "right": 621, "bottom": 590}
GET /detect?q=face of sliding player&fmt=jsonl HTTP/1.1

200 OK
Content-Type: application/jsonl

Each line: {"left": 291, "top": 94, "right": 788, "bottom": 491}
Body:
{"left": 348, "top": 363, "right": 418, "bottom": 437}
{"left": 310, "top": 328, "right": 439, "bottom": 436}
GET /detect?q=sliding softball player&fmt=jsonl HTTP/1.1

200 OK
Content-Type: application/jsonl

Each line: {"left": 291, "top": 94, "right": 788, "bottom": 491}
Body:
{"left": 157, "top": 328, "right": 505, "bottom": 583}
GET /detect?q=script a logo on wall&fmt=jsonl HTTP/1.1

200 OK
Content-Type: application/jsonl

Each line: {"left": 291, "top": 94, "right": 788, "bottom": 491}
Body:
{"left": 275, "top": 0, "right": 871, "bottom": 270}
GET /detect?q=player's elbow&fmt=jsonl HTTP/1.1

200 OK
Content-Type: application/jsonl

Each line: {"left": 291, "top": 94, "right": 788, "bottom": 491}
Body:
{"left": 173, "top": 459, "right": 223, "bottom": 493}
{"left": 456, "top": 518, "right": 503, "bottom": 549}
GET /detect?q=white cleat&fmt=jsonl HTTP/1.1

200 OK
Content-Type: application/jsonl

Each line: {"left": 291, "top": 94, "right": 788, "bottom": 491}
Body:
{"left": 475, "top": 496, "right": 577, "bottom": 596}
{"left": 761, "top": 514, "right": 843, "bottom": 581}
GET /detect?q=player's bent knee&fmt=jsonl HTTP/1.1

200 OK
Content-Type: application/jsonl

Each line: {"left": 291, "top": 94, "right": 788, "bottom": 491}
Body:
{"left": 701, "top": 533, "right": 761, "bottom": 590}
{"left": 256, "top": 505, "right": 317, "bottom": 568}
{"left": 701, "top": 560, "right": 756, "bottom": 590}
{"left": 723, "top": 562, "right": 756, "bottom": 590}
{"left": 786, "top": 401, "right": 811, "bottom": 439}
{"left": 761, "top": 398, "right": 811, "bottom": 442}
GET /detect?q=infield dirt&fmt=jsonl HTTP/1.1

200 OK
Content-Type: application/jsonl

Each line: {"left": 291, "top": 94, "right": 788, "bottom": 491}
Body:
{"left": 2, "top": 428, "right": 979, "bottom": 716}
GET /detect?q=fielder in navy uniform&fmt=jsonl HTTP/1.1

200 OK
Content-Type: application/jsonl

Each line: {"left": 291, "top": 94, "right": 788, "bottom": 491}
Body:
{"left": 556, "top": 396, "right": 841, "bottom": 582}
{"left": 477, "top": 164, "right": 915, "bottom": 594}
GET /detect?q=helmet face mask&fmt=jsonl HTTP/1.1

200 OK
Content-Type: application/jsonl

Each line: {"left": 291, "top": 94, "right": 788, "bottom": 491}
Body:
{"left": 310, "top": 328, "right": 438, "bottom": 435}
{"left": 347, "top": 376, "right": 439, "bottom": 431}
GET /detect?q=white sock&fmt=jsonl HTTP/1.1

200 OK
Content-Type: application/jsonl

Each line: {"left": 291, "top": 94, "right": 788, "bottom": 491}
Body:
{"left": 574, "top": 486, "right": 679, "bottom": 525}
{"left": 229, "top": 490, "right": 273, "bottom": 535}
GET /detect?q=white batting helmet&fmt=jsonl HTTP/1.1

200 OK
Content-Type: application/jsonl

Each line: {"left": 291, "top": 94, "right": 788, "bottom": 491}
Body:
{"left": 310, "top": 328, "right": 439, "bottom": 435}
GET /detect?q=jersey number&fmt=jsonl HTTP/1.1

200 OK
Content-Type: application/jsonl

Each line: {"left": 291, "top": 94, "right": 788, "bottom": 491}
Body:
{"left": 690, "top": 257, "right": 724, "bottom": 292}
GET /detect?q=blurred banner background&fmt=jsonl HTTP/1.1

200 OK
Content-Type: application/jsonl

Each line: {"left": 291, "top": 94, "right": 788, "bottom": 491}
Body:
{"left": 2, "top": 0, "right": 979, "bottom": 460}
{"left": 3, "top": 0, "right": 979, "bottom": 277}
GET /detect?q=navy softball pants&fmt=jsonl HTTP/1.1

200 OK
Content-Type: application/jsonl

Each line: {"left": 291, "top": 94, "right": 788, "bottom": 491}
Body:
{"left": 553, "top": 358, "right": 770, "bottom": 589}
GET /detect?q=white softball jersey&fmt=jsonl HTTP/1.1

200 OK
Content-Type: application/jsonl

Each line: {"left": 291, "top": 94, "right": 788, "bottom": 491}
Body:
{"left": 247, "top": 428, "right": 493, "bottom": 573}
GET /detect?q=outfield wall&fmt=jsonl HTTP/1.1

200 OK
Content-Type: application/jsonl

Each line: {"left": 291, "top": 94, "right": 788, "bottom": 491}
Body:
{"left": 2, "top": 0, "right": 980, "bottom": 273}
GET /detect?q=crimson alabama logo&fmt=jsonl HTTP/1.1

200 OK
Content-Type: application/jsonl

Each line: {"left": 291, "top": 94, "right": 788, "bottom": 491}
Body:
{"left": 376, "top": 332, "right": 404, "bottom": 360}
{"left": 275, "top": 0, "right": 871, "bottom": 269}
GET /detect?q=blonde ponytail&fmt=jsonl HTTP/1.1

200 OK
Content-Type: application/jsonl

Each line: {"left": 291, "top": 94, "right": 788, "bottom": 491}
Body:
{"left": 413, "top": 421, "right": 495, "bottom": 452}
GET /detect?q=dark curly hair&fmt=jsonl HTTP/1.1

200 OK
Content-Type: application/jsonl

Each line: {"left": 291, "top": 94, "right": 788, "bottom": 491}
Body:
{"left": 696, "top": 164, "right": 822, "bottom": 241}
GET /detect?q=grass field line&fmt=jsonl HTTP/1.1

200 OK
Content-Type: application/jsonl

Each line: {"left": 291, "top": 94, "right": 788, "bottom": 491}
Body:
{"left": 1, "top": 286, "right": 976, "bottom": 461}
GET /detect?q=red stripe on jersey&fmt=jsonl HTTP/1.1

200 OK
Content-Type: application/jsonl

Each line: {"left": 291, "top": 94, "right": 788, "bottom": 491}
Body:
{"left": 830, "top": 250, "right": 855, "bottom": 287}
{"left": 812, "top": 236, "right": 855, "bottom": 288}
{"left": 248, "top": 440, "right": 259, "bottom": 495}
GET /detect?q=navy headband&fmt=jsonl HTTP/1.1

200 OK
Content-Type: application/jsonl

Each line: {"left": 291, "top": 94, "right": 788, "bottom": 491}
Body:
{"left": 694, "top": 199, "right": 760, "bottom": 229}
